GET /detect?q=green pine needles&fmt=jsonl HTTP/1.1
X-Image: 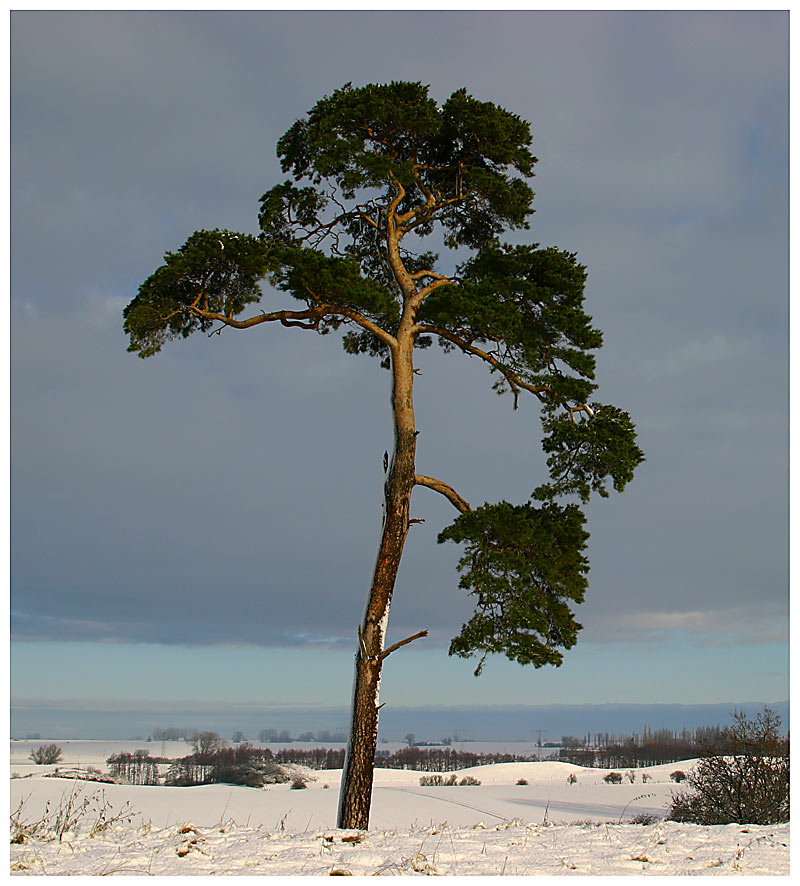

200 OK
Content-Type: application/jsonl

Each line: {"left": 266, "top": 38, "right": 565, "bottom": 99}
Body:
{"left": 439, "top": 502, "right": 589, "bottom": 675}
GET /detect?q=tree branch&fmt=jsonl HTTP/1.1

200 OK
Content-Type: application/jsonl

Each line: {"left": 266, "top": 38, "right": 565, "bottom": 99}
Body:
{"left": 379, "top": 630, "right": 429, "bottom": 662}
{"left": 188, "top": 305, "right": 325, "bottom": 330}
{"left": 414, "top": 474, "right": 472, "bottom": 514}
{"left": 387, "top": 172, "right": 407, "bottom": 232}
{"left": 415, "top": 276, "right": 458, "bottom": 301}
{"left": 414, "top": 324, "right": 551, "bottom": 404}
{"left": 408, "top": 270, "right": 450, "bottom": 281}
{"left": 302, "top": 203, "right": 382, "bottom": 247}
{"left": 188, "top": 304, "right": 398, "bottom": 351}
{"left": 414, "top": 324, "right": 595, "bottom": 421}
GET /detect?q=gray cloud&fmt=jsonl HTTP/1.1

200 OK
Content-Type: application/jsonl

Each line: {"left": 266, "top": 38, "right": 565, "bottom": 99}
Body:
{"left": 11, "top": 11, "right": 788, "bottom": 653}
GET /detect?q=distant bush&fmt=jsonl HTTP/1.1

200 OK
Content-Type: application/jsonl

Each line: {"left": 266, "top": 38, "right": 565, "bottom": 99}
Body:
{"left": 30, "top": 744, "right": 62, "bottom": 765}
{"left": 152, "top": 727, "right": 191, "bottom": 741}
{"left": 211, "top": 766, "right": 265, "bottom": 788}
{"left": 44, "top": 767, "right": 115, "bottom": 784}
{"left": 567, "top": 773, "right": 578, "bottom": 785}
{"left": 516, "top": 778, "right": 528, "bottom": 785}
{"left": 630, "top": 813, "right": 660, "bottom": 825}
{"left": 668, "top": 707, "right": 789, "bottom": 825}
{"left": 603, "top": 772, "right": 623, "bottom": 784}
{"left": 670, "top": 770, "right": 687, "bottom": 783}
{"left": 290, "top": 776, "right": 308, "bottom": 790}
{"left": 162, "top": 745, "right": 295, "bottom": 787}
{"left": 420, "top": 774, "right": 454, "bottom": 786}
{"left": 419, "top": 774, "right": 480, "bottom": 787}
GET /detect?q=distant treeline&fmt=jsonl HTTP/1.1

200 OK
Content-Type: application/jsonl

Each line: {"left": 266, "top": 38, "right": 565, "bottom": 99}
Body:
{"left": 106, "top": 744, "right": 544, "bottom": 786}
{"left": 149, "top": 727, "right": 347, "bottom": 743}
{"left": 130, "top": 724, "right": 748, "bottom": 777}
{"left": 558, "top": 726, "right": 729, "bottom": 769}
{"left": 273, "top": 746, "right": 539, "bottom": 771}
{"left": 371, "top": 747, "right": 538, "bottom": 771}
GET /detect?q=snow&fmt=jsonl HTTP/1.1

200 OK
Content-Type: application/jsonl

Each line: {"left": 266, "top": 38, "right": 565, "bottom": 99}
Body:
{"left": 9, "top": 740, "right": 790, "bottom": 876}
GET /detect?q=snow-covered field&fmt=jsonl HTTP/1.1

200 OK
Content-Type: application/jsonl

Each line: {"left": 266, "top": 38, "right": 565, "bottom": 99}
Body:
{"left": 9, "top": 740, "right": 790, "bottom": 875}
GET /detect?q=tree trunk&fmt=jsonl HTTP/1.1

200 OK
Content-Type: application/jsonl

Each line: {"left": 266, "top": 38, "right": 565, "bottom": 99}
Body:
{"left": 337, "top": 336, "right": 417, "bottom": 830}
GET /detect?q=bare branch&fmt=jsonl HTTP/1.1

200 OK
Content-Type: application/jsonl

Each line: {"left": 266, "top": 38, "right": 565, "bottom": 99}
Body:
{"left": 414, "top": 474, "right": 472, "bottom": 514}
{"left": 568, "top": 404, "right": 595, "bottom": 421}
{"left": 379, "top": 630, "right": 429, "bottom": 662}
{"left": 357, "top": 624, "right": 370, "bottom": 661}
{"left": 414, "top": 324, "right": 596, "bottom": 420}
{"left": 358, "top": 210, "right": 380, "bottom": 230}
{"left": 416, "top": 276, "right": 457, "bottom": 300}
{"left": 291, "top": 199, "right": 381, "bottom": 248}
{"left": 414, "top": 324, "right": 552, "bottom": 405}
{"left": 402, "top": 193, "right": 472, "bottom": 235}
{"left": 414, "top": 326, "right": 595, "bottom": 423}
{"left": 387, "top": 172, "right": 407, "bottom": 230}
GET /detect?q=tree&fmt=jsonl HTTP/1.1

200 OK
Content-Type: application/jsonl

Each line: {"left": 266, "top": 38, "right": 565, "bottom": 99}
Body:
{"left": 152, "top": 727, "right": 189, "bottom": 741}
{"left": 107, "top": 751, "right": 160, "bottom": 785}
{"left": 191, "top": 731, "right": 225, "bottom": 760}
{"left": 668, "top": 707, "right": 789, "bottom": 825}
{"left": 29, "top": 743, "right": 62, "bottom": 765}
{"left": 123, "top": 81, "right": 643, "bottom": 829}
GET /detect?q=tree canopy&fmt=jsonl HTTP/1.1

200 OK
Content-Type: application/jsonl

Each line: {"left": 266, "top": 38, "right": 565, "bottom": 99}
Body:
{"left": 124, "top": 79, "right": 643, "bottom": 686}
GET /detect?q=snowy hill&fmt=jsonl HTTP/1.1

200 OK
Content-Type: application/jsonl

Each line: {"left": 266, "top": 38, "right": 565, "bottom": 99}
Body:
{"left": 9, "top": 740, "right": 789, "bottom": 875}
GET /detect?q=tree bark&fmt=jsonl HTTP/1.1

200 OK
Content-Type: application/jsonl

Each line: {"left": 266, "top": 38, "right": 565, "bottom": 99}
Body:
{"left": 337, "top": 333, "right": 417, "bottom": 830}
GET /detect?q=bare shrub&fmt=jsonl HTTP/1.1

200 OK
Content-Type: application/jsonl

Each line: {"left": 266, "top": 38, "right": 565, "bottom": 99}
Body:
{"left": 10, "top": 785, "right": 133, "bottom": 843}
{"left": 603, "top": 772, "right": 623, "bottom": 784}
{"left": 670, "top": 770, "right": 687, "bottom": 783}
{"left": 260, "top": 762, "right": 292, "bottom": 784}
{"left": 516, "top": 778, "right": 528, "bottom": 785}
{"left": 212, "top": 766, "right": 265, "bottom": 787}
{"left": 419, "top": 774, "right": 480, "bottom": 786}
{"left": 290, "top": 776, "right": 308, "bottom": 790}
{"left": 29, "top": 744, "right": 62, "bottom": 765}
{"left": 668, "top": 707, "right": 789, "bottom": 825}
{"left": 629, "top": 812, "right": 660, "bottom": 825}
{"left": 420, "top": 774, "right": 452, "bottom": 786}
{"left": 44, "top": 767, "right": 115, "bottom": 784}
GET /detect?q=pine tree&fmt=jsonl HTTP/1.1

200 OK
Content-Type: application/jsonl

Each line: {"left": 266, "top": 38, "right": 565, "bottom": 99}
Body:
{"left": 123, "top": 81, "right": 644, "bottom": 829}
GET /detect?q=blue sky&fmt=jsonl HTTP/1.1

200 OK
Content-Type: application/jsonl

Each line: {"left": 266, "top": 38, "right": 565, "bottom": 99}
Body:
{"left": 11, "top": 639, "right": 789, "bottom": 709}
{"left": 9, "top": 10, "right": 789, "bottom": 732}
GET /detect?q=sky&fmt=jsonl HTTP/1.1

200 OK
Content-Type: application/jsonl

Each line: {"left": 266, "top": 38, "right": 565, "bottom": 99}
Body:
{"left": 9, "top": 9, "right": 789, "bottom": 734}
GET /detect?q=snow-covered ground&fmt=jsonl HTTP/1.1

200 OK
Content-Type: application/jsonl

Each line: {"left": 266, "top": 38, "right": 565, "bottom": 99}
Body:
{"left": 9, "top": 740, "right": 790, "bottom": 875}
